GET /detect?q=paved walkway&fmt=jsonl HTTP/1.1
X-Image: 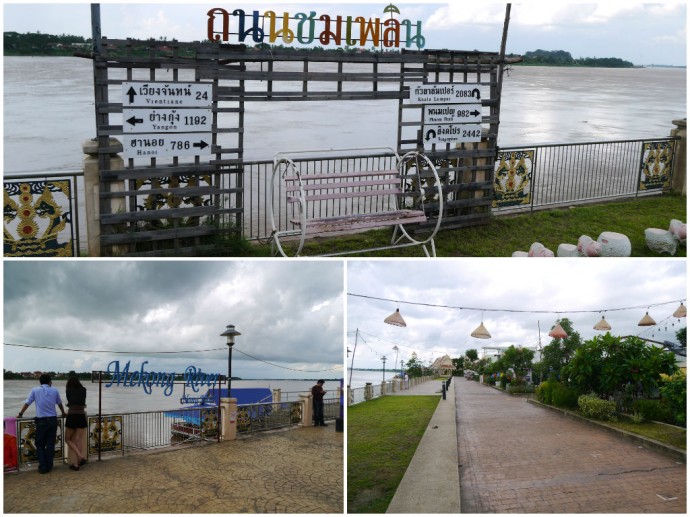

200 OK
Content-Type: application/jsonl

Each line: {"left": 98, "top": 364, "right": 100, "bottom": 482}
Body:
{"left": 4, "top": 426, "right": 342, "bottom": 514}
{"left": 386, "top": 379, "right": 461, "bottom": 513}
{"left": 455, "top": 379, "right": 686, "bottom": 513}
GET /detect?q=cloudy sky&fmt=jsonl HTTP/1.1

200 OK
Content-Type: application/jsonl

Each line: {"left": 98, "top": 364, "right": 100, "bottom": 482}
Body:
{"left": 2, "top": 1, "right": 686, "bottom": 66}
{"left": 347, "top": 259, "right": 687, "bottom": 370}
{"left": 3, "top": 260, "right": 344, "bottom": 380}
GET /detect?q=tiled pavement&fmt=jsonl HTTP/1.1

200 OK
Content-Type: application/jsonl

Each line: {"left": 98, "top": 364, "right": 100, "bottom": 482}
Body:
{"left": 455, "top": 379, "right": 686, "bottom": 513}
{"left": 3, "top": 426, "right": 343, "bottom": 514}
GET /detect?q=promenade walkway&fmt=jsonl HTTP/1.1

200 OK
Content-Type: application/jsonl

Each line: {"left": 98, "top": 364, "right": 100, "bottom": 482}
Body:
{"left": 386, "top": 379, "right": 460, "bottom": 513}
{"left": 455, "top": 379, "right": 686, "bottom": 513}
{"left": 3, "top": 426, "right": 342, "bottom": 513}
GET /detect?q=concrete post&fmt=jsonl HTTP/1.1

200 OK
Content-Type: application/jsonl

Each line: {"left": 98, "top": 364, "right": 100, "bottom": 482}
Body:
{"left": 347, "top": 387, "right": 353, "bottom": 406}
{"left": 381, "top": 381, "right": 387, "bottom": 396}
{"left": 364, "top": 382, "right": 373, "bottom": 401}
{"left": 299, "top": 393, "right": 313, "bottom": 426}
{"left": 220, "top": 397, "right": 238, "bottom": 441}
{"left": 671, "top": 119, "right": 687, "bottom": 195}
{"left": 391, "top": 379, "right": 397, "bottom": 393}
{"left": 82, "top": 138, "right": 126, "bottom": 256}
{"left": 272, "top": 388, "right": 281, "bottom": 403}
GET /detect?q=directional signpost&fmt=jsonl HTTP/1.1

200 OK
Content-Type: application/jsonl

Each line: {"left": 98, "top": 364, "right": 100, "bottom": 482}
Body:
{"left": 121, "top": 82, "right": 213, "bottom": 159}
{"left": 411, "top": 83, "right": 484, "bottom": 147}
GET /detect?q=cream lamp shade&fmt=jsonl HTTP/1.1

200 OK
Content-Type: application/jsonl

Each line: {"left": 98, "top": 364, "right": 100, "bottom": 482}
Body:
{"left": 384, "top": 308, "right": 407, "bottom": 327}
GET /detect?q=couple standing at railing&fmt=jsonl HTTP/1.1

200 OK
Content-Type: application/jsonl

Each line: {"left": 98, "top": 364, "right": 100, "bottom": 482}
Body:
{"left": 16, "top": 373, "right": 87, "bottom": 473}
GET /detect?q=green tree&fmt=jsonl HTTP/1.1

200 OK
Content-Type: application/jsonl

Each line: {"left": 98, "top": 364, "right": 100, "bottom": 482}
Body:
{"left": 501, "top": 345, "right": 535, "bottom": 382}
{"left": 405, "top": 352, "right": 424, "bottom": 378}
{"left": 563, "top": 333, "right": 678, "bottom": 399}
{"left": 676, "top": 327, "right": 686, "bottom": 348}
{"left": 539, "top": 318, "right": 582, "bottom": 379}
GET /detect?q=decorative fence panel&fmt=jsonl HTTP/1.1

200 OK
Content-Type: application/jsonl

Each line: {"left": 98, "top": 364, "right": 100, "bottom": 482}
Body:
{"left": 3, "top": 172, "right": 82, "bottom": 256}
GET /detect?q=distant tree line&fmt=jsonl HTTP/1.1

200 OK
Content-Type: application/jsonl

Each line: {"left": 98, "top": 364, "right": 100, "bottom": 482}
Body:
{"left": 513, "top": 49, "right": 635, "bottom": 68}
{"left": 4, "top": 31, "right": 92, "bottom": 56}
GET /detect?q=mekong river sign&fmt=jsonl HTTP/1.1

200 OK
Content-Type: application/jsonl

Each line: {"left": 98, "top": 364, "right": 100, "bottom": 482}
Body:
{"left": 410, "top": 83, "right": 484, "bottom": 146}
{"left": 122, "top": 82, "right": 213, "bottom": 159}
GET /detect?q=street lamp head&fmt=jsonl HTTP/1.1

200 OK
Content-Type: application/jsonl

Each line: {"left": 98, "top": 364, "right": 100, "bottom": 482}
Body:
{"left": 221, "top": 324, "right": 241, "bottom": 347}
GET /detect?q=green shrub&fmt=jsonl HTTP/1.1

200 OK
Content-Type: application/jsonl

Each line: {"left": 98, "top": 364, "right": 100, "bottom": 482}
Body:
{"left": 551, "top": 383, "right": 579, "bottom": 409}
{"left": 631, "top": 398, "right": 672, "bottom": 423}
{"left": 659, "top": 371, "right": 686, "bottom": 427}
{"left": 578, "top": 394, "right": 618, "bottom": 421}
{"left": 536, "top": 380, "right": 555, "bottom": 405}
{"left": 507, "top": 383, "right": 534, "bottom": 394}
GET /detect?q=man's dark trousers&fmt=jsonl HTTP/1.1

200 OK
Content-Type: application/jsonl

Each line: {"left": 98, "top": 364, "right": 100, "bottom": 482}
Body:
{"left": 35, "top": 416, "right": 58, "bottom": 473}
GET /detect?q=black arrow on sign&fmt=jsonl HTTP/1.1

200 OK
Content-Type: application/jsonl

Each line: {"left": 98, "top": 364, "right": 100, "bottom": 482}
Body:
{"left": 126, "top": 116, "right": 144, "bottom": 126}
{"left": 193, "top": 140, "right": 209, "bottom": 150}
{"left": 425, "top": 129, "right": 437, "bottom": 142}
{"left": 470, "top": 110, "right": 481, "bottom": 117}
{"left": 472, "top": 88, "right": 481, "bottom": 100}
{"left": 126, "top": 87, "right": 137, "bottom": 104}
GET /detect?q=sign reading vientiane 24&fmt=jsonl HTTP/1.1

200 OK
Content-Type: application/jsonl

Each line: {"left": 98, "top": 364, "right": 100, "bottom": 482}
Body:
{"left": 122, "top": 82, "right": 213, "bottom": 159}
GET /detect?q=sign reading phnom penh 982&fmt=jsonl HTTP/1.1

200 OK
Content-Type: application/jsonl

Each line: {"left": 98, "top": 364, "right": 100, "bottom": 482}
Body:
{"left": 207, "top": 5, "right": 425, "bottom": 49}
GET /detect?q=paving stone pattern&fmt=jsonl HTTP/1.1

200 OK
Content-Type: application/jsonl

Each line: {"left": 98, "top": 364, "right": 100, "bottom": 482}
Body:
{"left": 455, "top": 379, "right": 686, "bottom": 513}
{"left": 3, "top": 426, "right": 343, "bottom": 514}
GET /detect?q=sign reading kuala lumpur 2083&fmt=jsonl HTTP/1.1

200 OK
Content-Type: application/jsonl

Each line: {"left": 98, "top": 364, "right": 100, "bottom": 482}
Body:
{"left": 207, "top": 5, "right": 425, "bottom": 49}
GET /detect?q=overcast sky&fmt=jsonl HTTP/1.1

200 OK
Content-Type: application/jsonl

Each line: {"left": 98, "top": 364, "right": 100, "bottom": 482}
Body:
{"left": 347, "top": 260, "right": 687, "bottom": 370}
{"left": 3, "top": 260, "right": 344, "bottom": 380}
{"left": 2, "top": 1, "right": 686, "bottom": 66}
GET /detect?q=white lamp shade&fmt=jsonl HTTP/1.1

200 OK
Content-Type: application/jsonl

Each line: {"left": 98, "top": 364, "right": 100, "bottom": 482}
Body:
{"left": 384, "top": 309, "right": 407, "bottom": 327}
{"left": 593, "top": 316, "right": 611, "bottom": 331}
{"left": 470, "top": 321, "right": 491, "bottom": 339}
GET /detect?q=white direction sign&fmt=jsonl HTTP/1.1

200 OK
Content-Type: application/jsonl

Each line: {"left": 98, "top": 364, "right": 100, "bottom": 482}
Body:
{"left": 410, "top": 83, "right": 482, "bottom": 104}
{"left": 123, "top": 133, "right": 212, "bottom": 159}
{"left": 122, "top": 108, "right": 212, "bottom": 134}
{"left": 424, "top": 104, "right": 482, "bottom": 124}
{"left": 423, "top": 124, "right": 483, "bottom": 146}
{"left": 122, "top": 82, "right": 213, "bottom": 107}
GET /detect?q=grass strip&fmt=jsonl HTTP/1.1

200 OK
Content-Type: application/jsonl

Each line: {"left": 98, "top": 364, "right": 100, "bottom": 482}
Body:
{"left": 347, "top": 395, "right": 440, "bottom": 513}
{"left": 606, "top": 419, "right": 686, "bottom": 450}
{"left": 270, "top": 194, "right": 687, "bottom": 257}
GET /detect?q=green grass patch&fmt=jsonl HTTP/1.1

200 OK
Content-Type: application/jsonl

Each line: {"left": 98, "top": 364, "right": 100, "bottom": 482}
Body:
{"left": 607, "top": 418, "right": 687, "bottom": 450}
{"left": 347, "top": 396, "right": 440, "bottom": 513}
{"left": 251, "top": 194, "right": 686, "bottom": 257}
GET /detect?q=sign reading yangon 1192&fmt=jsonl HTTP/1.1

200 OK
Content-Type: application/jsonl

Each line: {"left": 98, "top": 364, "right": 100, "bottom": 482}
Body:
{"left": 122, "top": 108, "right": 212, "bottom": 134}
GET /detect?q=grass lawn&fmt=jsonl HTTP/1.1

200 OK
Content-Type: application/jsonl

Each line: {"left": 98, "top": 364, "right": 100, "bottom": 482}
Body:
{"left": 607, "top": 418, "right": 687, "bottom": 450}
{"left": 347, "top": 396, "right": 440, "bottom": 513}
{"left": 242, "top": 193, "right": 686, "bottom": 257}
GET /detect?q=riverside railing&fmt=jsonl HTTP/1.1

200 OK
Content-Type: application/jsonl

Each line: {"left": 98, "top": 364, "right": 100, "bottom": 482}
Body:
{"left": 11, "top": 396, "right": 340, "bottom": 470}
{"left": 3, "top": 137, "right": 679, "bottom": 255}
{"left": 348, "top": 375, "right": 435, "bottom": 406}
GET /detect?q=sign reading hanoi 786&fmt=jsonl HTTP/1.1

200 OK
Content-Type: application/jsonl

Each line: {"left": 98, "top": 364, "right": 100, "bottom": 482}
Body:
{"left": 123, "top": 133, "right": 212, "bottom": 159}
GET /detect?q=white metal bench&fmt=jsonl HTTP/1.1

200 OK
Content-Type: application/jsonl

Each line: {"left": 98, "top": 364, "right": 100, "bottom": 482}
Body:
{"left": 269, "top": 148, "right": 443, "bottom": 257}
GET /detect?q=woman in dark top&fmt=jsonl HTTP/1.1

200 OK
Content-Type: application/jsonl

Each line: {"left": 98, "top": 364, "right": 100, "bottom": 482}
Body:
{"left": 65, "top": 376, "right": 87, "bottom": 470}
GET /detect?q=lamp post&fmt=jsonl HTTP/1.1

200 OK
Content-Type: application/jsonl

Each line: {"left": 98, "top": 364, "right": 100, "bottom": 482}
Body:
{"left": 382, "top": 355, "right": 387, "bottom": 382}
{"left": 220, "top": 324, "right": 241, "bottom": 397}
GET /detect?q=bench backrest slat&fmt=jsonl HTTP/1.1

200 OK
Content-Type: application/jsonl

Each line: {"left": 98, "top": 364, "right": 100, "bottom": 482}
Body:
{"left": 286, "top": 178, "right": 400, "bottom": 193}
{"left": 288, "top": 188, "right": 403, "bottom": 203}
{"left": 283, "top": 169, "right": 398, "bottom": 182}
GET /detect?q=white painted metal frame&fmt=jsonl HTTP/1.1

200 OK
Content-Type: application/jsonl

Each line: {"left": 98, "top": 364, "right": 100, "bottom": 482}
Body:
{"left": 269, "top": 148, "right": 443, "bottom": 257}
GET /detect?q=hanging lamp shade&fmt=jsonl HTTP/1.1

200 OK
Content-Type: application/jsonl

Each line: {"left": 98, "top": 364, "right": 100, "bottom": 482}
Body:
{"left": 672, "top": 302, "right": 687, "bottom": 318}
{"left": 384, "top": 308, "right": 407, "bottom": 327}
{"left": 548, "top": 322, "right": 568, "bottom": 339}
{"left": 593, "top": 316, "right": 611, "bottom": 331}
{"left": 470, "top": 321, "right": 491, "bottom": 339}
{"left": 638, "top": 311, "right": 656, "bottom": 326}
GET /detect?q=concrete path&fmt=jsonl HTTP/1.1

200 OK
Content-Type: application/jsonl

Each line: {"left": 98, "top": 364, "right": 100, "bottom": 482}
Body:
{"left": 3, "top": 426, "right": 343, "bottom": 514}
{"left": 386, "top": 379, "right": 461, "bottom": 513}
{"left": 455, "top": 379, "right": 686, "bottom": 513}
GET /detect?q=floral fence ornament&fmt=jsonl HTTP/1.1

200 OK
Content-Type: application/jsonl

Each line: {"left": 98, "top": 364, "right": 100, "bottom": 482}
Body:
{"left": 493, "top": 150, "right": 534, "bottom": 208}
{"left": 639, "top": 140, "right": 675, "bottom": 191}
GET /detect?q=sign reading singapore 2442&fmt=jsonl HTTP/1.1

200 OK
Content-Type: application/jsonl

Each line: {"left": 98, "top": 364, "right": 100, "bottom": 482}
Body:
{"left": 207, "top": 6, "right": 425, "bottom": 49}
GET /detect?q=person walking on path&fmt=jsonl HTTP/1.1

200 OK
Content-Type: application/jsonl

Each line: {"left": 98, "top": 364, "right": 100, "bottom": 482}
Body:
{"left": 64, "top": 375, "right": 88, "bottom": 471}
{"left": 17, "top": 374, "right": 67, "bottom": 474}
{"left": 311, "top": 380, "right": 328, "bottom": 426}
